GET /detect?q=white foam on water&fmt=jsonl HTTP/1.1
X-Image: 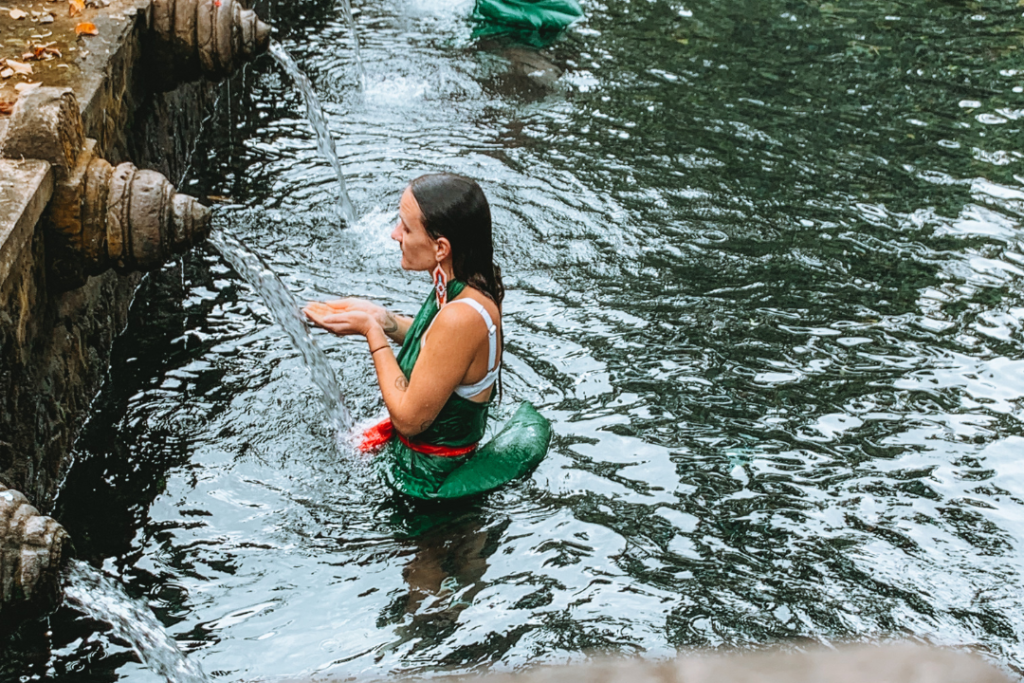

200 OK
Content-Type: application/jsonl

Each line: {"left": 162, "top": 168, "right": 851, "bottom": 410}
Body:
{"left": 363, "top": 75, "right": 431, "bottom": 106}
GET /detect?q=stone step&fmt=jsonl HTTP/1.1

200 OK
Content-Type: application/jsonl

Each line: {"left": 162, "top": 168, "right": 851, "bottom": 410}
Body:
{"left": 0, "top": 159, "right": 52, "bottom": 288}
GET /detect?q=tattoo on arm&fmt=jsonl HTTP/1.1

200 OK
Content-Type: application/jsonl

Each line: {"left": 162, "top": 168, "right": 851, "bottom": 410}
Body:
{"left": 382, "top": 311, "right": 398, "bottom": 334}
{"left": 395, "top": 375, "right": 409, "bottom": 391}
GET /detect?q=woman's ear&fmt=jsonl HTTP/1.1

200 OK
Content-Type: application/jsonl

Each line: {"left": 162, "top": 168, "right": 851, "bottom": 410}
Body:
{"left": 435, "top": 236, "right": 452, "bottom": 262}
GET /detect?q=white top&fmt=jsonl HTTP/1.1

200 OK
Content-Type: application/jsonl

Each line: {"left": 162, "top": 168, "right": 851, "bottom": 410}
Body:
{"left": 421, "top": 298, "right": 501, "bottom": 399}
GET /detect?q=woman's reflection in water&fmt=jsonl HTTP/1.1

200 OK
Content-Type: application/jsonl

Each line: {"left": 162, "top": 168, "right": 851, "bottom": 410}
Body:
{"left": 378, "top": 500, "right": 506, "bottom": 649}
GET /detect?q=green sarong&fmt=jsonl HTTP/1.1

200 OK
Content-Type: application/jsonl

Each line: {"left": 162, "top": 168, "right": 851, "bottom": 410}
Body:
{"left": 377, "top": 281, "right": 551, "bottom": 500}
{"left": 472, "top": 0, "right": 583, "bottom": 33}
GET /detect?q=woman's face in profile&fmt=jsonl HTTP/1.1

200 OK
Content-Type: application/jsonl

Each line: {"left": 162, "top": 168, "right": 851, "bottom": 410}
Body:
{"left": 391, "top": 188, "right": 437, "bottom": 272}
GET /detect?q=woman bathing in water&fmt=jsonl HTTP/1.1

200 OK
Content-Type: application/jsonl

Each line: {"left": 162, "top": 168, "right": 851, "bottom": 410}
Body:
{"left": 305, "top": 173, "right": 549, "bottom": 500}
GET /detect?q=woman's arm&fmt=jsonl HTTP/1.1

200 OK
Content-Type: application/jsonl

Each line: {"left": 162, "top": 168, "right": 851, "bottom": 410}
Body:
{"left": 371, "top": 304, "right": 484, "bottom": 436}
{"left": 379, "top": 308, "right": 413, "bottom": 344}
{"left": 304, "top": 301, "right": 486, "bottom": 437}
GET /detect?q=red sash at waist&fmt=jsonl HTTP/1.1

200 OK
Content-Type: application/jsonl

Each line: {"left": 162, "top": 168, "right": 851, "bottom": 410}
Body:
{"left": 359, "top": 417, "right": 478, "bottom": 457}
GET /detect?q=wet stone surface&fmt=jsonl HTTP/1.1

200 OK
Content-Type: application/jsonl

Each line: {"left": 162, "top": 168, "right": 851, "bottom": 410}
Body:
{"left": 0, "top": 0, "right": 218, "bottom": 517}
{"left": 0, "top": 158, "right": 51, "bottom": 286}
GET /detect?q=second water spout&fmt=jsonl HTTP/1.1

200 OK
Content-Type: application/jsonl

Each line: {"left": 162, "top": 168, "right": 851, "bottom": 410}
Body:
{"left": 269, "top": 42, "right": 358, "bottom": 225}
{"left": 64, "top": 561, "right": 210, "bottom": 683}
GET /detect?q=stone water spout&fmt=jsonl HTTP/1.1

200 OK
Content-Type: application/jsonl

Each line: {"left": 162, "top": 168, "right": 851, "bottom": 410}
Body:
{"left": 0, "top": 483, "right": 70, "bottom": 635}
{"left": 1, "top": 88, "right": 211, "bottom": 289}
{"left": 50, "top": 144, "right": 212, "bottom": 284}
{"left": 149, "top": 0, "right": 272, "bottom": 89}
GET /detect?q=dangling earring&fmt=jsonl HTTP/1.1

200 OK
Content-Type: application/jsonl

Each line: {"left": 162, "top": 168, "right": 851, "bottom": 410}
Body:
{"left": 433, "top": 263, "right": 448, "bottom": 308}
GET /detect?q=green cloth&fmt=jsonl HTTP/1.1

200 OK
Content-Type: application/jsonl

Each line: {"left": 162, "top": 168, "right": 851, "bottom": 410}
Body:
{"left": 394, "top": 280, "right": 489, "bottom": 450}
{"left": 435, "top": 401, "right": 551, "bottom": 499}
{"left": 472, "top": 0, "right": 583, "bottom": 33}
{"left": 378, "top": 282, "right": 551, "bottom": 500}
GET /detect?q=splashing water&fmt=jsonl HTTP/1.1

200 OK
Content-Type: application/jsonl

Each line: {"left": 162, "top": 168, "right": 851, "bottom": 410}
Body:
{"left": 63, "top": 561, "right": 209, "bottom": 683}
{"left": 208, "top": 229, "right": 353, "bottom": 433}
{"left": 269, "top": 41, "right": 358, "bottom": 225}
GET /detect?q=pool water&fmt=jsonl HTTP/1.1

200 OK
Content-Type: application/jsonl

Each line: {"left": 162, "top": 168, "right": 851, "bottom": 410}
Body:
{"left": 9, "top": 0, "right": 1024, "bottom": 678}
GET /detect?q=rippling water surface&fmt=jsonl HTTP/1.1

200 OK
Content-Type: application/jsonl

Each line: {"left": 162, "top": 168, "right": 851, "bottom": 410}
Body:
{"left": 10, "top": 0, "right": 1024, "bottom": 678}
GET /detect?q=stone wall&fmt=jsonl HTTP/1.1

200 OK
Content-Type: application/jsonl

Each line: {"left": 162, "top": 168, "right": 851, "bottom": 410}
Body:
{"left": 0, "top": 2, "right": 218, "bottom": 514}
{"left": 0, "top": 223, "right": 139, "bottom": 510}
{"left": 0, "top": 0, "right": 275, "bottom": 643}
{"left": 0, "top": 0, "right": 268, "bottom": 630}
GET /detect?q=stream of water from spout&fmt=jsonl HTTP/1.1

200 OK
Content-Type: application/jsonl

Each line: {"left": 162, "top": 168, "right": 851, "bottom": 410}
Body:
{"left": 63, "top": 561, "right": 210, "bottom": 683}
{"left": 268, "top": 41, "right": 357, "bottom": 225}
{"left": 338, "top": 0, "right": 367, "bottom": 90}
{"left": 208, "top": 229, "right": 353, "bottom": 433}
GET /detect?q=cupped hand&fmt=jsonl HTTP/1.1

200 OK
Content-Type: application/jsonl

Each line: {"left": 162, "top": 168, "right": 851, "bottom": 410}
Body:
{"left": 309, "top": 298, "right": 393, "bottom": 330}
{"left": 304, "top": 301, "right": 377, "bottom": 337}
{"left": 318, "top": 298, "right": 382, "bottom": 315}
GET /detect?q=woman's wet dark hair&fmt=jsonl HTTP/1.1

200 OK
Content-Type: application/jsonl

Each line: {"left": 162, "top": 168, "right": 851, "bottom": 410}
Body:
{"left": 408, "top": 173, "right": 504, "bottom": 307}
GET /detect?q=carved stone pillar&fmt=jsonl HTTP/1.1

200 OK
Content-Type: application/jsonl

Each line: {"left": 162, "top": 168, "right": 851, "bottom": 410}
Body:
{"left": 2, "top": 87, "right": 212, "bottom": 290}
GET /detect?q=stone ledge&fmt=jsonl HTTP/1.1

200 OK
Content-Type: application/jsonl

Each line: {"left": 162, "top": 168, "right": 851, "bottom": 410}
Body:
{"left": 0, "top": 159, "right": 52, "bottom": 288}
{"left": 471, "top": 645, "right": 1011, "bottom": 683}
{"left": 279, "top": 644, "right": 1010, "bottom": 683}
{"left": 0, "top": 0, "right": 220, "bottom": 515}
{"left": 0, "top": 0, "right": 147, "bottom": 104}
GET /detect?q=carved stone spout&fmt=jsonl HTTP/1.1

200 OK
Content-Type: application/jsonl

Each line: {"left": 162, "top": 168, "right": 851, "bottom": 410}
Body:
{"left": 48, "top": 144, "right": 211, "bottom": 286}
{"left": 0, "top": 484, "right": 70, "bottom": 634}
{"left": 150, "top": 0, "right": 272, "bottom": 89}
{"left": 1, "top": 87, "right": 212, "bottom": 290}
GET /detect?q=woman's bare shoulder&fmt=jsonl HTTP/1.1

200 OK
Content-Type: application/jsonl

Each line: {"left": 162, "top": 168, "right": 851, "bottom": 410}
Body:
{"left": 431, "top": 289, "right": 500, "bottom": 337}
{"left": 455, "top": 288, "right": 501, "bottom": 322}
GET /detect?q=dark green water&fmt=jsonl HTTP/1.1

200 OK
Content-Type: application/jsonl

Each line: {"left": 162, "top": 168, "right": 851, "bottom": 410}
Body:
{"left": 9, "top": 0, "right": 1024, "bottom": 678}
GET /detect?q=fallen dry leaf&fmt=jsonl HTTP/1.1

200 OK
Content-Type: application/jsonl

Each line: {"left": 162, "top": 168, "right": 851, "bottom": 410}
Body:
{"left": 40, "top": 14, "right": 54, "bottom": 23}
{"left": 23, "top": 44, "right": 62, "bottom": 61}
{"left": 14, "top": 82, "right": 42, "bottom": 93}
{"left": 75, "top": 21, "right": 99, "bottom": 35}
{"left": 9, "top": 8, "right": 28, "bottom": 19}
{"left": 69, "top": 0, "right": 84, "bottom": 16}
{"left": 0, "top": 69, "right": 13, "bottom": 79}
{"left": 4, "top": 60, "right": 33, "bottom": 76}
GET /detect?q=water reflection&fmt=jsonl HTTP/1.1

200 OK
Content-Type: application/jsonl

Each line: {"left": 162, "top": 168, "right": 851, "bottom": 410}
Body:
{"left": 8, "top": 0, "right": 1024, "bottom": 679}
{"left": 380, "top": 505, "right": 498, "bottom": 657}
